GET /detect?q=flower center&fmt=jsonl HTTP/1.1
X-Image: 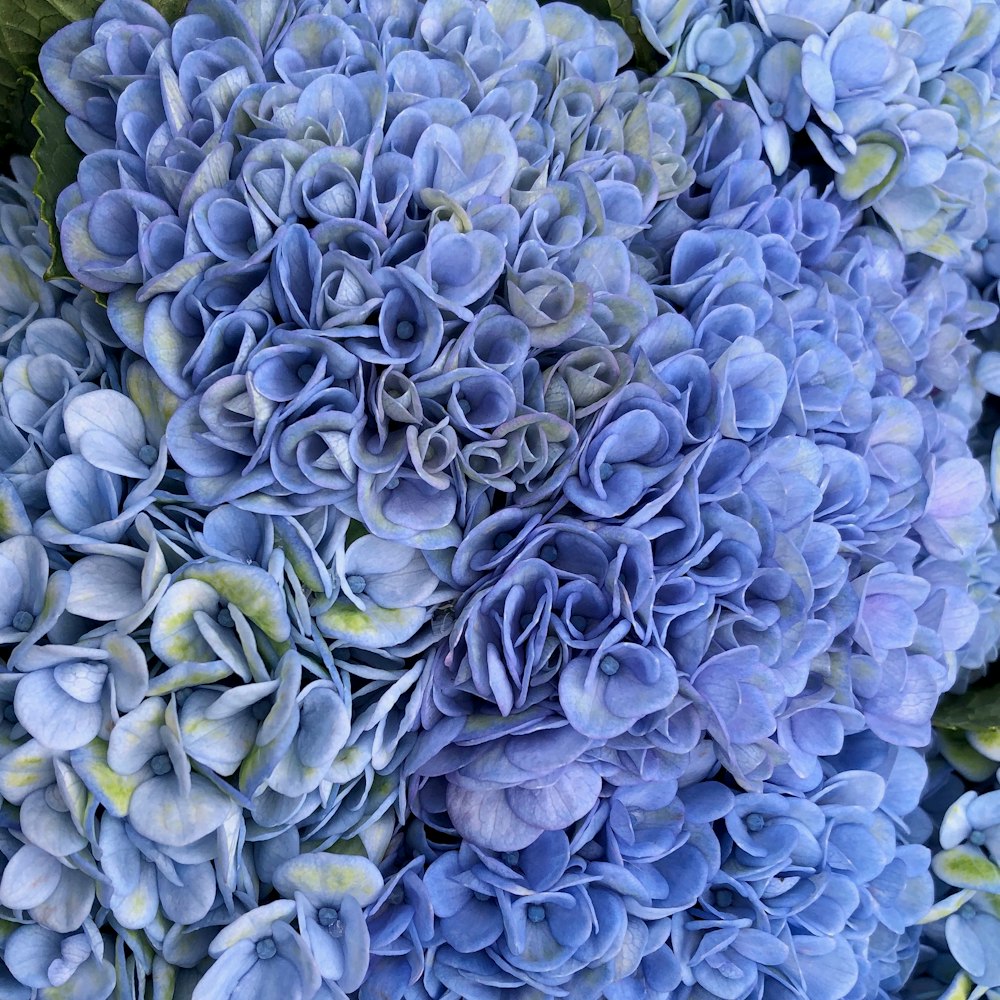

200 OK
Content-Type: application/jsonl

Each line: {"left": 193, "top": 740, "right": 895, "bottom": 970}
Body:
{"left": 396, "top": 320, "right": 415, "bottom": 341}
{"left": 599, "top": 462, "right": 614, "bottom": 480}
{"left": 458, "top": 397, "right": 471, "bottom": 414}
{"left": 12, "top": 611, "right": 34, "bottom": 632}
{"left": 297, "top": 364, "right": 314, "bottom": 384}
{"left": 746, "top": 813, "right": 765, "bottom": 833}
{"left": 347, "top": 575, "right": 367, "bottom": 594}
{"left": 527, "top": 904, "right": 546, "bottom": 923}
{"left": 216, "top": 607, "right": 234, "bottom": 629}
{"left": 473, "top": 890, "right": 491, "bottom": 902}
{"left": 138, "top": 444, "right": 159, "bottom": 466}
{"left": 768, "top": 101, "right": 784, "bottom": 119}
{"left": 150, "top": 754, "right": 172, "bottom": 776}
{"left": 975, "top": 236, "right": 990, "bottom": 251}
{"left": 502, "top": 851, "right": 520, "bottom": 866}
{"left": 600, "top": 655, "right": 619, "bottom": 676}
{"left": 970, "top": 830, "right": 987, "bottom": 846}
{"left": 318, "top": 907, "right": 339, "bottom": 928}
{"left": 386, "top": 477, "right": 400, "bottom": 490}
{"left": 697, "top": 62, "right": 711, "bottom": 76}
{"left": 715, "top": 889, "right": 734, "bottom": 909}
{"left": 255, "top": 938, "right": 277, "bottom": 960}
{"left": 540, "top": 544, "right": 558, "bottom": 562}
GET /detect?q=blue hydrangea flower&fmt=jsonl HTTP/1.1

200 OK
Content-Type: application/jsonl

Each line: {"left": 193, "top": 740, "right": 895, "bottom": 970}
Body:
{"left": 4, "top": 0, "right": 998, "bottom": 996}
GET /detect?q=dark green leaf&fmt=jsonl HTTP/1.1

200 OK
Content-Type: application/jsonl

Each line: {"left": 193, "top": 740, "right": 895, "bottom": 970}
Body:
{"left": 150, "top": 0, "right": 187, "bottom": 20}
{"left": 19, "top": 0, "right": 190, "bottom": 276}
{"left": 29, "top": 73, "right": 79, "bottom": 282}
{"left": 345, "top": 520, "right": 369, "bottom": 546}
{"left": 0, "top": 0, "right": 103, "bottom": 150}
{"left": 607, "top": 0, "right": 661, "bottom": 74}
{"left": 0, "top": 0, "right": 189, "bottom": 153}
{"left": 933, "top": 682, "right": 1000, "bottom": 733}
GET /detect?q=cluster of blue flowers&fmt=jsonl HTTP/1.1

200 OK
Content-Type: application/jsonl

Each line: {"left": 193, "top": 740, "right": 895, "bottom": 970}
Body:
{"left": 636, "top": 0, "right": 1000, "bottom": 265}
{"left": 0, "top": 0, "right": 994, "bottom": 996}
{"left": 905, "top": 726, "right": 1000, "bottom": 1000}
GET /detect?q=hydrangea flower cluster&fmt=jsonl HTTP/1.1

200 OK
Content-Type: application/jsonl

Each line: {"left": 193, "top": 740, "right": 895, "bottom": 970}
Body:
{"left": 900, "top": 275, "right": 1000, "bottom": 1000}
{"left": 634, "top": 0, "right": 1000, "bottom": 266}
{"left": 908, "top": 729, "right": 1000, "bottom": 1000}
{"left": 0, "top": 0, "right": 993, "bottom": 997}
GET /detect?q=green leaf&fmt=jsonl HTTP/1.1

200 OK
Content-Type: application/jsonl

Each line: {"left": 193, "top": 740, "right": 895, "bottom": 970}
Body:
{"left": 345, "top": 518, "right": 369, "bottom": 546}
{"left": 934, "top": 681, "right": 1000, "bottom": 734}
{"left": 541, "top": 0, "right": 662, "bottom": 74}
{"left": 607, "top": 0, "right": 663, "bottom": 73}
{"left": 0, "top": 0, "right": 103, "bottom": 150}
{"left": 0, "top": 0, "right": 189, "bottom": 148}
{"left": 151, "top": 0, "right": 187, "bottom": 18}
{"left": 17, "top": 0, "right": 190, "bottom": 279}
{"left": 29, "top": 73, "right": 79, "bottom": 282}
